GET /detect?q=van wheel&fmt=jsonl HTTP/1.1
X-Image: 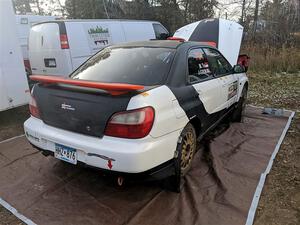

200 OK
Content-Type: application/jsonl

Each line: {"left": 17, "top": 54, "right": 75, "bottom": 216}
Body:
{"left": 232, "top": 87, "right": 247, "bottom": 122}
{"left": 164, "top": 123, "right": 196, "bottom": 192}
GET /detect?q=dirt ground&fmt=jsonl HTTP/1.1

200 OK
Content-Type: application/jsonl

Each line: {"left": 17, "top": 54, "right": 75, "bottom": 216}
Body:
{"left": 0, "top": 106, "right": 28, "bottom": 225}
{"left": 0, "top": 72, "right": 299, "bottom": 225}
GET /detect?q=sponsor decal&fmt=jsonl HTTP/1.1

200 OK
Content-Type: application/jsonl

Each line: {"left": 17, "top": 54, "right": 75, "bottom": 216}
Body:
{"left": 140, "top": 92, "right": 149, "bottom": 97}
{"left": 85, "top": 24, "right": 111, "bottom": 51}
{"left": 61, "top": 103, "right": 75, "bottom": 111}
{"left": 107, "top": 160, "right": 113, "bottom": 169}
{"left": 85, "top": 126, "right": 91, "bottom": 132}
{"left": 228, "top": 81, "right": 238, "bottom": 100}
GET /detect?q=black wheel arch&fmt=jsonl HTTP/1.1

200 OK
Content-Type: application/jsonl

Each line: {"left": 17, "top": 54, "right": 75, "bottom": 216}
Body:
{"left": 243, "top": 81, "right": 248, "bottom": 90}
{"left": 189, "top": 116, "right": 202, "bottom": 138}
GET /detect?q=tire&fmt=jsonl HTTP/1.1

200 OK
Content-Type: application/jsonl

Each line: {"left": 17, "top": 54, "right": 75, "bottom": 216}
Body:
{"left": 232, "top": 87, "right": 247, "bottom": 122}
{"left": 164, "top": 123, "right": 197, "bottom": 192}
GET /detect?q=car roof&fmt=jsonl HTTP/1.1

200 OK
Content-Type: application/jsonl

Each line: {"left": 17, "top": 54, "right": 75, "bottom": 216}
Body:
{"left": 110, "top": 40, "right": 215, "bottom": 49}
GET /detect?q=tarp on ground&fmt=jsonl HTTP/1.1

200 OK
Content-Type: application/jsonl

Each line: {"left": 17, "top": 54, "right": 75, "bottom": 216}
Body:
{"left": 0, "top": 106, "right": 293, "bottom": 225}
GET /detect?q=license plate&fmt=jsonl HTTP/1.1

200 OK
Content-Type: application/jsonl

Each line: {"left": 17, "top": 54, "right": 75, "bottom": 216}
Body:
{"left": 54, "top": 143, "right": 77, "bottom": 164}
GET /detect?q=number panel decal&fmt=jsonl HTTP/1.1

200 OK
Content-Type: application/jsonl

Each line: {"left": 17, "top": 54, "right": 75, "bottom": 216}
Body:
{"left": 228, "top": 81, "right": 238, "bottom": 100}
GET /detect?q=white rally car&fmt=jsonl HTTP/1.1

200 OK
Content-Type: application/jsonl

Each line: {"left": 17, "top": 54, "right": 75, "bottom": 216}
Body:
{"left": 24, "top": 20, "right": 248, "bottom": 191}
{"left": 24, "top": 20, "right": 248, "bottom": 190}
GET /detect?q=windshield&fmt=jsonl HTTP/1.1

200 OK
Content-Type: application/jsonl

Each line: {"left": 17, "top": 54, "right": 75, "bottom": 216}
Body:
{"left": 71, "top": 47, "right": 175, "bottom": 86}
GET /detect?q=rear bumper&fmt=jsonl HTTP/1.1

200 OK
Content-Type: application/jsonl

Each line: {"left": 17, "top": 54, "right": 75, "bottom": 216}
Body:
{"left": 30, "top": 143, "right": 176, "bottom": 180}
{"left": 24, "top": 117, "right": 180, "bottom": 174}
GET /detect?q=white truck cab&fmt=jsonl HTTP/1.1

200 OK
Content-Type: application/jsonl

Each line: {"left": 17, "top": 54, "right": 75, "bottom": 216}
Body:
{"left": 29, "top": 20, "right": 169, "bottom": 77}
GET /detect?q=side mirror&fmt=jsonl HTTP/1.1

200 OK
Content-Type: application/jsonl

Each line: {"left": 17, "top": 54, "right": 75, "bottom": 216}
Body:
{"left": 233, "top": 64, "right": 246, "bottom": 73}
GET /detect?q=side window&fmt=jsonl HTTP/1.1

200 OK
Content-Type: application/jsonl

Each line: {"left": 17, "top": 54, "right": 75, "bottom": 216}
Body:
{"left": 203, "top": 48, "right": 232, "bottom": 76}
{"left": 187, "top": 48, "right": 213, "bottom": 84}
{"left": 153, "top": 24, "right": 169, "bottom": 40}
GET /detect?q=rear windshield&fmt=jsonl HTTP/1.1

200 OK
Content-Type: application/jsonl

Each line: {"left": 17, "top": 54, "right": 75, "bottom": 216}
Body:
{"left": 71, "top": 47, "right": 175, "bottom": 86}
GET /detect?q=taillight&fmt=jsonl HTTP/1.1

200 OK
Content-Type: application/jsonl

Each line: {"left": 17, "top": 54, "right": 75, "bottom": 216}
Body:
{"left": 29, "top": 95, "right": 40, "bottom": 119}
{"left": 104, "top": 107, "right": 155, "bottom": 139}
{"left": 60, "top": 34, "right": 69, "bottom": 49}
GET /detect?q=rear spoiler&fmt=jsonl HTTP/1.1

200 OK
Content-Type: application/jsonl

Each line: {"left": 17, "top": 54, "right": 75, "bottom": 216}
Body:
{"left": 168, "top": 37, "right": 217, "bottom": 48}
{"left": 30, "top": 75, "right": 144, "bottom": 96}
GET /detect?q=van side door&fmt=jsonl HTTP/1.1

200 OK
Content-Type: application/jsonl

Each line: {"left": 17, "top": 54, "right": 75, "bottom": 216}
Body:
{"left": 202, "top": 48, "right": 238, "bottom": 109}
{"left": 187, "top": 48, "right": 223, "bottom": 114}
{"left": 121, "top": 22, "right": 155, "bottom": 41}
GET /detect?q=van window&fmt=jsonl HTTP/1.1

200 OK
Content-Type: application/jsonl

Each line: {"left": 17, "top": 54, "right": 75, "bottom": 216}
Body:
{"left": 30, "top": 23, "right": 60, "bottom": 50}
{"left": 71, "top": 47, "right": 175, "bottom": 86}
{"left": 153, "top": 24, "right": 169, "bottom": 40}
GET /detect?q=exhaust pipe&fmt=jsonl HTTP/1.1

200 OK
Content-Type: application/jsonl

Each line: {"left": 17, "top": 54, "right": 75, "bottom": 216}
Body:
{"left": 117, "top": 176, "right": 124, "bottom": 186}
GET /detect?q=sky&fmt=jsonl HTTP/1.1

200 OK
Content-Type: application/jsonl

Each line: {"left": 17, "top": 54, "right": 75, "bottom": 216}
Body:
{"left": 29, "top": 0, "right": 244, "bottom": 21}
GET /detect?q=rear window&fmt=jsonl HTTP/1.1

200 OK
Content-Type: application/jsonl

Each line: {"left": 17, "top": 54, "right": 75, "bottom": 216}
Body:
{"left": 71, "top": 47, "right": 175, "bottom": 86}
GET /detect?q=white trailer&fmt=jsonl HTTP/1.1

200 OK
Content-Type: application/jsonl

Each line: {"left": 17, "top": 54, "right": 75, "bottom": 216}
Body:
{"left": 0, "top": 0, "right": 30, "bottom": 112}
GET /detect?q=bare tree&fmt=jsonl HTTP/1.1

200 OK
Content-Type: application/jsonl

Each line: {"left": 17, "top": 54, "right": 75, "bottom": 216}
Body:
{"left": 253, "top": 0, "right": 259, "bottom": 35}
{"left": 56, "top": 0, "right": 66, "bottom": 17}
{"left": 13, "top": 0, "right": 32, "bottom": 13}
{"left": 241, "top": 0, "right": 246, "bottom": 23}
{"left": 34, "top": 0, "right": 42, "bottom": 15}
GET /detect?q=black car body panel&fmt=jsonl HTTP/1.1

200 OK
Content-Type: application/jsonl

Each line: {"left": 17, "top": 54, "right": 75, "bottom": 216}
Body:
{"left": 33, "top": 84, "right": 133, "bottom": 137}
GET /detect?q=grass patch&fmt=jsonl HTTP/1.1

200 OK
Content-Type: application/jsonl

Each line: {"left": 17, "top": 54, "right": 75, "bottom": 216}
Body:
{"left": 247, "top": 72, "right": 300, "bottom": 111}
{"left": 242, "top": 45, "right": 300, "bottom": 73}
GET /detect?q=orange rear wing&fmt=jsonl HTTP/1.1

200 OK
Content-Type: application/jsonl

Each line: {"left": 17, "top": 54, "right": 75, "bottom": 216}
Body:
{"left": 30, "top": 75, "right": 144, "bottom": 96}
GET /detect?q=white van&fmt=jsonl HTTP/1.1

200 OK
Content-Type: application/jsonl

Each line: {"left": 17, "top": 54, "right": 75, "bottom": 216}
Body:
{"left": 16, "top": 15, "right": 58, "bottom": 74}
{"left": 29, "top": 19, "right": 169, "bottom": 77}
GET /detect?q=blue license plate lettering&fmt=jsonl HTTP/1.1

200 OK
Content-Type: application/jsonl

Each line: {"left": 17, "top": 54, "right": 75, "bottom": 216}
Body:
{"left": 54, "top": 143, "right": 77, "bottom": 164}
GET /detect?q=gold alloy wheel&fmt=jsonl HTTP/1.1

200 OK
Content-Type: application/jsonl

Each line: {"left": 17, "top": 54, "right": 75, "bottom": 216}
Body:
{"left": 180, "top": 131, "right": 196, "bottom": 174}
